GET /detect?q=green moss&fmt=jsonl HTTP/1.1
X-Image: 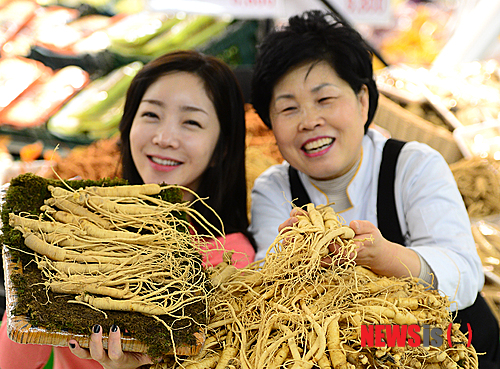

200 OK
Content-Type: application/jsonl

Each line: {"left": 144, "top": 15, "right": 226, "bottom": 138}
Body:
{"left": 1, "top": 173, "right": 208, "bottom": 359}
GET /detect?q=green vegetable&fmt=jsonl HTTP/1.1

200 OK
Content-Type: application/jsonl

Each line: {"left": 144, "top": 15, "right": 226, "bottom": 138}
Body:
{"left": 108, "top": 12, "right": 181, "bottom": 47}
{"left": 139, "top": 15, "right": 215, "bottom": 56}
{"left": 47, "top": 62, "right": 142, "bottom": 138}
{"left": 151, "top": 18, "right": 232, "bottom": 58}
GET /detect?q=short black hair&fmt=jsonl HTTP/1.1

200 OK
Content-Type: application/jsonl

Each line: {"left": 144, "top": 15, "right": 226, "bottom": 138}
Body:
{"left": 251, "top": 10, "right": 378, "bottom": 132}
{"left": 119, "top": 50, "right": 255, "bottom": 247}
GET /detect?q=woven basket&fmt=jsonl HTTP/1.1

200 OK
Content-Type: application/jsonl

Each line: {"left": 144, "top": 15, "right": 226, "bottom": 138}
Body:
{"left": 373, "top": 94, "right": 464, "bottom": 165}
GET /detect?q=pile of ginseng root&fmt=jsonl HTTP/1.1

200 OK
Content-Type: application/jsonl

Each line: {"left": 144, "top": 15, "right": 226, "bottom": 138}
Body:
{"left": 167, "top": 204, "right": 478, "bottom": 369}
{"left": 450, "top": 155, "right": 500, "bottom": 218}
{"left": 8, "top": 182, "right": 216, "bottom": 354}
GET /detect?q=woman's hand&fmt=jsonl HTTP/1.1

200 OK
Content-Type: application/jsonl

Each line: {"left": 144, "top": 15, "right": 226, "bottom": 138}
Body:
{"left": 331, "top": 220, "right": 421, "bottom": 278}
{"left": 277, "top": 210, "right": 421, "bottom": 279}
{"left": 277, "top": 208, "right": 305, "bottom": 233}
{"left": 68, "top": 324, "right": 154, "bottom": 369}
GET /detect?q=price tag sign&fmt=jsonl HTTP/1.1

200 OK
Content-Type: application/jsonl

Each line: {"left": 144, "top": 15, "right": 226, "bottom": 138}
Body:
{"left": 276, "top": 0, "right": 392, "bottom": 25}
{"left": 147, "top": 0, "right": 392, "bottom": 24}
{"left": 147, "top": 0, "right": 285, "bottom": 18}
{"left": 342, "top": 0, "right": 392, "bottom": 25}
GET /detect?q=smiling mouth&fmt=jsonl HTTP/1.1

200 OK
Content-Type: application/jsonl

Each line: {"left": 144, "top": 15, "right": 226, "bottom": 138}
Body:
{"left": 302, "top": 137, "right": 335, "bottom": 154}
{"left": 149, "top": 156, "right": 181, "bottom": 166}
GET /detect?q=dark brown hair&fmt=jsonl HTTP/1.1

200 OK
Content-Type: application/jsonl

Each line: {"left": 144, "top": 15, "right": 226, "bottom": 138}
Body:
{"left": 119, "top": 50, "right": 254, "bottom": 247}
{"left": 251, "top": 10, "right": 379, "bottom": 133}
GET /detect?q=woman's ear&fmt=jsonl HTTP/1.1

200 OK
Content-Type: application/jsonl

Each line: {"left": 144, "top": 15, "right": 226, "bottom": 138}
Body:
{"left": 358, "top": 85, "right": 369, "bottom": 120}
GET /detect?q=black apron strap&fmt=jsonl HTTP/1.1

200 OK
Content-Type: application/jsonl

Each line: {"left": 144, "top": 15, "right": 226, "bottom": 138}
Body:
{"left": 377, "top": 138, "right": 500, "bottom": 368}
{"left": 377, "top": 138, "right": 406, "bottom": 245}
{"left": 289, "top": 165, "right": 311, "bottom": 208}
{"left": 455, "top": 294, "right": 500, "bottom": 369}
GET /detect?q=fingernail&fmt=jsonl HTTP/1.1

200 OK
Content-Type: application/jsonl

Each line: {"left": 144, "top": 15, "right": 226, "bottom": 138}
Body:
{"left": 111, "top": 324, "right": 118, "bottom": 333}
{"left": 92, "top": 324, "right": 101, "bottom": 334}
{"left": 69, "top": 343, "right": 75, "bottom": 349}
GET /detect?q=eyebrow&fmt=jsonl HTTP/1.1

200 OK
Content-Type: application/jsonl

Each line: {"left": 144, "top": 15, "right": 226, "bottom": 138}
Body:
{"left": 141, "top": 99, "right": 209, "bottom": 115}
{"left": 274, "top": 83, "right": 334, "bottom": 102}
{"left": 311, "top": 83, "right": 333, "bottom": 93}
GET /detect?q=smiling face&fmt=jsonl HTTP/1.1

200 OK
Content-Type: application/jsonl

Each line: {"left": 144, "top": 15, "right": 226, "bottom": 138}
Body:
{"left": 269, "top": 61, "right": 369, "bottom": 180}
{"left": 130, "top": 72, "right": 220, "bottom": 199}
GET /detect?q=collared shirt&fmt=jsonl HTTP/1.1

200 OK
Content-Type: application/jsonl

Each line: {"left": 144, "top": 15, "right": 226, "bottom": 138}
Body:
{"left": 249, "top": 128, "right": 483, "bottom": 311}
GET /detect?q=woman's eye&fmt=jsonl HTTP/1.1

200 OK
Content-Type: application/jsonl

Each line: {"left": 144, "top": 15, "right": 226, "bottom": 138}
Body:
{"left": 281, "top": 106, "right": 296, "bottom": 113}
{"left": 185, "top": 120, "right": 202, "bottom": 127}
{"left": 141, "top": 111, "right": 159, "bottom": 119}
{"left": 319, "top": 97, "right": 332, "bottom": 103}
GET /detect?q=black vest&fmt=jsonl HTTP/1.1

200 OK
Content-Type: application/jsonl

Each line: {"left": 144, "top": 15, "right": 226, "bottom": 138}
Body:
{"left": 288, "top": 138, "right": 500, "bottom": 368}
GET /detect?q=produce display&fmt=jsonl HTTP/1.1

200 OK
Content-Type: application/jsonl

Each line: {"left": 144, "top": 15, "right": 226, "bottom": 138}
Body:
{"left": 375, "top": 2, "right": 452, "bottom": 68}
{"left": 47, "top": 61, "right": 142, "bottom": 140}
{"left": 104, "top": 11, "right": 183, "bottom": 56}
{"left": 450, "top": 156, "right": 500, "bottom": 219}
{"left": 0, "top": 57, "right": 51, "bottom": 115}
{"left": 471, "top": 218, "right": 500, "bottom": 281}
{"left": 3, "top": 181, "right": 479, "bottom": 367}
{"left": 376, "top": 60, "right": 500, "bottom": 130}
{"left": 1, "top": 5, "right": 80, "bottom": 57}
{"left": 470, "top": 217, "right": 500, "bottom": 323}
{"left": 0, "top": 0, "right": 39, "bottom": 50}
{"left": 106, "top": 12, "right": 232, "bottom": 60}
{"left": 0, "top": 1, "right": 498, "bottom": 367}
{"left": 1, "top": 174, "right": 213, "bottom": 359}
{"left": 450, "top": 156, "right": 500, "bottom": 323}
{"left": 43, "top": 135, "right": 121, "bottom": 180}
{"left": 245, "top": 105, "right": 282, "bottom": 164}
{"left": 0, "top": 65, "right": 89, "bottom": 128}
{"left": 0, "top": 0, "right": 261, "bottom": 148}
{"left": 244, "top": 105, "right": 283, "bottom": 218}
{"left": 425, "top": 61, "right": 500, "bottom": 127}
{"left": 186, "top": 204, "right": 477, "bottom": 369}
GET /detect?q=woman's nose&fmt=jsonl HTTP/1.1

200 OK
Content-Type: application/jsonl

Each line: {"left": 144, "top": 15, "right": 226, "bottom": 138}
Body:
{"left": 152, "top": 126, "right": 179, "bottom": 148}
{"left": 298, "top": 107, "right": 324, "bottom": 131}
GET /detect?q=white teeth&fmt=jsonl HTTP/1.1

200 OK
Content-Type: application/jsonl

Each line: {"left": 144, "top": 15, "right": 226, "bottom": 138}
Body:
{"left": 151, "top": 157, "right": 180, "bottom": 166}
{"left": 303, "top": 138, "right": 334, "bottom": 152}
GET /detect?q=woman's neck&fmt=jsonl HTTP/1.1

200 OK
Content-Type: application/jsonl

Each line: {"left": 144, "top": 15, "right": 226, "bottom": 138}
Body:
{"left": 307, "top": 157, "right": 360, "bottom": 212}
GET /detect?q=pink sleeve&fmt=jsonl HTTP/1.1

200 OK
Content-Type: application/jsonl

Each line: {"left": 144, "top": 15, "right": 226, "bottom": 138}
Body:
{"left": 202, "top": 232, "right": 255, "bottom": 269}
{"left": 0, "top": 312, "right": 52, "bottom": 369}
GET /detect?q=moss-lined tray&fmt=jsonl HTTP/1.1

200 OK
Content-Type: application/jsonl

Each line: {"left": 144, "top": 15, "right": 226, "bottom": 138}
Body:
{"left": 0, "top": 174, "right": 207, "bottom": 359}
